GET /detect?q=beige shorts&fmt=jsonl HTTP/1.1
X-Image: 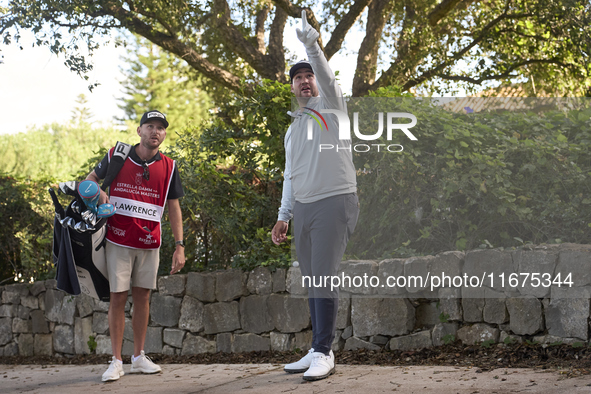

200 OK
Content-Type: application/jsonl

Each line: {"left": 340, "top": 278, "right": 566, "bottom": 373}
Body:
{"left": 105, "top": 241, "right": 160, "bottom": 292}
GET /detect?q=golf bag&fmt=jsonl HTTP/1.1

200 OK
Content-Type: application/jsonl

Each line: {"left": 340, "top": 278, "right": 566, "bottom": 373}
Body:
{"left": 49, "top": 141, "right": 132, "bottom": 301}
{"left": 50, "top": 186, "right": 110, "bottom": 301}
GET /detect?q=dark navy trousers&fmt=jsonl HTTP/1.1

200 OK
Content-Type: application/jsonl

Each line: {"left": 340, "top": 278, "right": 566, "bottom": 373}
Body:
{"left": 293, "top": 193, "right": 359, "bottom": 355}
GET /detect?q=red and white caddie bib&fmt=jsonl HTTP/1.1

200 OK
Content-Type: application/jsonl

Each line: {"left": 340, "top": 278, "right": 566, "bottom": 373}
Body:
{"left": 105, "top": 147, "right": 175, "bottom": 249}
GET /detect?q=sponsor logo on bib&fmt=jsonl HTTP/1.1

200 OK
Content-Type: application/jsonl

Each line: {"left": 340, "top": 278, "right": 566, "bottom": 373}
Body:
{"left": 139, "top": 233, "right": 157, "bottom": 245}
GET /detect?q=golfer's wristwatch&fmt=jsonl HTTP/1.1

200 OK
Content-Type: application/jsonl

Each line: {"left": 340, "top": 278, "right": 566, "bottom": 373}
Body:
{"left": 175, "top": 240, "right": 185, "bottom": 247}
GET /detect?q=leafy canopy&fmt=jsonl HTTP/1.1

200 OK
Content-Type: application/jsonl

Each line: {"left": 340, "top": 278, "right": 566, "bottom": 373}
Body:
{"left": 1, "top": 0, "right": 589, "bottom": 96}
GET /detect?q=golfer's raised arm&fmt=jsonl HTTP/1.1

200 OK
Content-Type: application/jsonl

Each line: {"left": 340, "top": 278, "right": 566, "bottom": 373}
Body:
{"left": 296, "top": 11, "right": 343, "bottom": 105}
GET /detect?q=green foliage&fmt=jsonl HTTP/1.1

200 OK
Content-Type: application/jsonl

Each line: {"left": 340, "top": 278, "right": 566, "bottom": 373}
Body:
{"left": 368, "top": 85, "right": 414, "bottom": 98}
{"left": 348, "top": 98, "right": 591, "bottom": 259}
{"left": 3, "top": 94, "right": 591, "bottom": 281}
{"left": 438, "top": 312, "right": 450, "bottom": 323}
{"left": 117, "top": 35, "right": 211, "bottom": 144}
{"left": 481, "top": 339, "right": 496, "bottom": 348}
{"left": 0, "top": 97, "right": 133, "bottom": 283}
{"left": 232, "top": 228, "right": 292, "bottom": 269}
{"left": 0, "top": 122, "right": 134, "bottom": 180}
{"left": 503, "top": 336, "right": 516, "bottom": 345}
{"left": 87, "top": 335, "right": 97, "bottom": 353}
{"left": 167, "top": 80, "right": 292, "bottom": 270}
{"left": 572, "top": 341, "right": 585, "bottom": 348}
{"left": 442, "top": 334, "right": 455, "bottom": 345}
{"left": 0, "top": 174, "right": 55, "bottom": 284}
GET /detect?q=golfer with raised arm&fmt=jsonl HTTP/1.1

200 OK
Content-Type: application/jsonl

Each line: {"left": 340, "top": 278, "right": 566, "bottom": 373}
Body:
{"left": 272, "top": 11, "right": 359, "bottom": 381}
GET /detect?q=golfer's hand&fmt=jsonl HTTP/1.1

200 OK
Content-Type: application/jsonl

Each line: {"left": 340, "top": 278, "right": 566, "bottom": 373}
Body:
{"left": 171, "top": 246, "right": 185, "bottom": 274}
{"left": 272, "top": 221, "right": 288, "bottom": 245}
{"left": 296, "top": 10, "right": 319, "bottom": 48}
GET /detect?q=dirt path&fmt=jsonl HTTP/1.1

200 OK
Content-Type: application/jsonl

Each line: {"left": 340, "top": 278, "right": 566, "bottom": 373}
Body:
{"left": 2, "top": 363, "right": 591, "bottom": 394}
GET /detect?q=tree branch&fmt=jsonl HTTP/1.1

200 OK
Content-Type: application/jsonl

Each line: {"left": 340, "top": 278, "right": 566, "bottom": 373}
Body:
{"left": 436, "top": 58, "right": 572, "bottom": 84}
{"left": 99, "top": 3, "right": 248, "bottom": 93}
{"left": 352, "top": 0, "right": 391, "bottom": 96}
{"left": 378, "top": 1, "right": 422, "bottom": 91}
{"left": 324, "top": 0, "right": 371, "bottom": 60}
{"left": 255, "top": 6, "right": 270, "bottom": 54}
{"left": 428, "top": 0, "right": 475, "bottom": 26}
{"left": 494, "top": 28, "right": 552, "bottom": 41}
{"left": 135, "top": 8, "right": 178, "bottom": 37}
{"left": 211, "top": 0, "right": 268, "bottom": 75}
{"left": 377, "top": 2, "right": 515, "bottom": 92}
{"left": 265, "top": 5, "right": 288, "bottom": 83}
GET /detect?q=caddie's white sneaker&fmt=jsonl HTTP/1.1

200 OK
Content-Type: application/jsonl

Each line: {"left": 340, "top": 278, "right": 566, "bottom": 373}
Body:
{"left": 130, "top": 350, "right": 162, "bottom": 374}
{"left": 284, "top": 348, "right": 317, "bottom": 373}
{"left": 303, "top": 351, "right": 335, "bottom": 381}
{"left": 102, "top": 356, "right": 124, "bottom": 382}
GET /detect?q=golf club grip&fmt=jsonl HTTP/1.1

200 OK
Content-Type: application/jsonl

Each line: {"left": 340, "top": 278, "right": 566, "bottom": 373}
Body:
{"left": 48, "top": 188, "right": 66, "bottom": 218}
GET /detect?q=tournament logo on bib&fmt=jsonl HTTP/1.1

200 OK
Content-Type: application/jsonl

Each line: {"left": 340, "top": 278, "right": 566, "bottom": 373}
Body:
{"left": 135, "top": 172, "right": 143, "bottom": 185}
{"left": 110, "top": 226, "right": 126, "bottom": 237}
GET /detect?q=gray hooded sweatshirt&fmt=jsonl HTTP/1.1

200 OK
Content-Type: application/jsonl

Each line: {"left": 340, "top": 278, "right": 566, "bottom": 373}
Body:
{"left": 278, "top": 43, "right": 357, "bottom": 222}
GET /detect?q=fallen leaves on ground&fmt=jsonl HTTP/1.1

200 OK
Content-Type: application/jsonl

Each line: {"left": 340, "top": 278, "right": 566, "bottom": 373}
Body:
{"left": 1, "top": 342, "right": 590, "bottom": 379}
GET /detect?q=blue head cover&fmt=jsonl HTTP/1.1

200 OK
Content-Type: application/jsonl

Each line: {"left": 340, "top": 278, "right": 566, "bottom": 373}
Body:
{"left": 78, "top": 180, "right": 100, "bottom": 213}
{"left": 97, "top": 203, "right": 116, "bottom": 218}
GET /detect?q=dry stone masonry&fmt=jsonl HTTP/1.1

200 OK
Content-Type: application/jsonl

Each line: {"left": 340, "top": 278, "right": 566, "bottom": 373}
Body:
{"left": 1, "top": 244, "right": 590, "bottom": 357}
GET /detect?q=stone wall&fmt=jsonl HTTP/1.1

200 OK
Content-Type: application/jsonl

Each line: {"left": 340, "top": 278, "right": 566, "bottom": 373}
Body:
{"left": 1, "top": 243, "right": 590, "bottom": 357}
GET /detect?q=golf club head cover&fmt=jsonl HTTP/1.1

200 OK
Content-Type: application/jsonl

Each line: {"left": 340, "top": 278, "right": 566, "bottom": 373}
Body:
{"left": 78, "top": 180, "right": 100, "bottom": 214}
{"left": 97, "top": 203, "right": 116, "bottom": 219}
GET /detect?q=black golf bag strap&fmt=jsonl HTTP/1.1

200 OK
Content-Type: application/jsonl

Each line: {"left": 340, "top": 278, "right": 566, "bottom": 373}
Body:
{"left": 96, "top": 236, "right": 107, "bottom": 252}
{"left": 101, "top": 141, "right": 132, "bottom": 191}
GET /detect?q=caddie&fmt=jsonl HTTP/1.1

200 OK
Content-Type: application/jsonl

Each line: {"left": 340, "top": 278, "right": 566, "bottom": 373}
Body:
{"left": 86, "top": 110, "right": 185, "bottom": 382}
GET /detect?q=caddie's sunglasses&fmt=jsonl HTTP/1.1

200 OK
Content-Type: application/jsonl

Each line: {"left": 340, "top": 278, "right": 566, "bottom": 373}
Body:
{"left": 142, "top": 162, "right": 150, "bottom": 181}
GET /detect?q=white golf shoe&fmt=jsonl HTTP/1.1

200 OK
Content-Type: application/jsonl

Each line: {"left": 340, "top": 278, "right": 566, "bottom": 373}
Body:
{"left": 284, "top": 348, "right": 317, "bottom": 373}
{"left": 102, "top": 357, "right": 124, "bottom": 382}
{"left": 303, "top": 351, "right": 335, "bottom": 381}
{"left": 130, "top": 350, "right": 162, "bottom": 374}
